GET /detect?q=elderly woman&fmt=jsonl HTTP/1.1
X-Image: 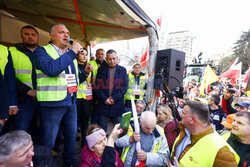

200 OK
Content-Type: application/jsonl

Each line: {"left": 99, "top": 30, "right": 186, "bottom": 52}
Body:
{"left": 156, "top": 104, "right": 179, "bottom": 152}
{"left": 79, "top": 124, "right": 124, "bottom": 167}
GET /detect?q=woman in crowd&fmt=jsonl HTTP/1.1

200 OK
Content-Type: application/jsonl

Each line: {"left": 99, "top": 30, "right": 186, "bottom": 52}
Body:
{"left": 76, "top": 48, "right": 93, "bottom": 146}
{"left": 79, "top": 124, "right": 124, "bottom": 167}
{"left": 156, "top": 104, "right": 179, "bottom": 152}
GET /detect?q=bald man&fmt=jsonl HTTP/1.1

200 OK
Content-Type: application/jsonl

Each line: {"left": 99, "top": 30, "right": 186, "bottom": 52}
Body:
{"left": 116, "top": 111, "right": 169, "bottom": 167}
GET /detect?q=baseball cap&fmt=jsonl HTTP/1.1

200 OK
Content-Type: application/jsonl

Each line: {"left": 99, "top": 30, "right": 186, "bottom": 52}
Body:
{"left": 221, "top": 114, "right": 235, "bottom": 130}
{"left": 235, "top": 102, "right": 250, "bottom": 108}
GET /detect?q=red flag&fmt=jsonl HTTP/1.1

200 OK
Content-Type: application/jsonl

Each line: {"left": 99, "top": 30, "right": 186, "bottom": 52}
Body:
{"left": 140, "top": 45, "right": 149, "bottom": 67}
{"left": 135, "top": 161, "right": 145, "bottom": 167}
{"left": 243, "top": 69, "right": 250, "bottom": 83}
{"left": 219, "top": 62, "right": 242, "bottom": 82}
{"left": 156, "top": 16, "right": 162, "bottom": 28}
{"left": 157, "top": 89, "right": 161, "bottom": 97}
{"left": 91, "top": 41, "right": 96, "bottom": 48}
{"left": 242, "top": 69, "right": 250, "bottom": 91}
{"left": 230, "top": 57, "right": 239, "bottom": 66}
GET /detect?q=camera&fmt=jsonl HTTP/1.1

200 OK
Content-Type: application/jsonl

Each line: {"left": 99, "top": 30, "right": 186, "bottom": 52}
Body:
{"left": 228, "top": 89, "right": 236, "bottom": 94}
{"left": 171, "top": 86, "right": 184, "bottom": 98}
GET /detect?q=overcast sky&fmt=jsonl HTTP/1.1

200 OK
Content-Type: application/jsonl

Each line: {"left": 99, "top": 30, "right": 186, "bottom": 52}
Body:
{"left": 136, "top": 0, "right": 250, "bottom": 57}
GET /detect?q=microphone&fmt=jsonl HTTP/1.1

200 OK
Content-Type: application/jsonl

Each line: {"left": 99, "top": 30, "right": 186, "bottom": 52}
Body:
{"left": 66, "top": 38, "right": 73, "bottom": 45}
{"left": 66, "top": 38, "right": 83, "bottom": 52}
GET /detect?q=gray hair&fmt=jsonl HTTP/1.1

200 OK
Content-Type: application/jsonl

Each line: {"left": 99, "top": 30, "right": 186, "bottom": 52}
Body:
{"left": 49, "top": 23, "right": 66, "bottom": 34}
{"left": 136, "top": 100, "right": 146, "bottom": 108}
{"left": 0, "top": 130, "right": 31, "bottom": 162}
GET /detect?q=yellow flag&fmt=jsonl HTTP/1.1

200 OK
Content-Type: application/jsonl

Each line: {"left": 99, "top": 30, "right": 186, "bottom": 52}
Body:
{"left": 199, "top": 65, "right": 219, "bottom": 95}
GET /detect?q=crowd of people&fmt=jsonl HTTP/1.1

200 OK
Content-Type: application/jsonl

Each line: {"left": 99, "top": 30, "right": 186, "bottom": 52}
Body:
{"left": 0, "top": 23, "right": 249, "bottom": 167}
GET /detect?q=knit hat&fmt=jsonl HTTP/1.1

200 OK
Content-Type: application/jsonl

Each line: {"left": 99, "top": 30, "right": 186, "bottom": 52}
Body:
{"left": 86, "top": 129, "right": 106, "bottom": 149}
{"left": 221, "top": 114, "right": 235, "bottom": 130}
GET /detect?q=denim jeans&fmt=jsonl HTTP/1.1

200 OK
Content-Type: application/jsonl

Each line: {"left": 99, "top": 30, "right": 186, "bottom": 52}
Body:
{"left": 14, "top": 97, "right": 38, "bottom": 131}
{"left": 39, "top": 104, "right": 77, "bottom": 164}
{"left": 99, "top": 115, "right": 121, "bottom": 132}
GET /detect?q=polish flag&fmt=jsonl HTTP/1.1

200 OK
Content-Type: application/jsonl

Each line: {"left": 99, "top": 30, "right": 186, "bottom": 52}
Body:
{"left": 242, "top": 69, "right": 250, "bottom": 91}
{"left": 91, "top": 41, "right": 96, "bottom": 48}
{"left": 156, "top": 16, "right": 162, "bottom": 28}
{"left": 140, "top": 45, "right": 149, "bottom": 67}
{"left": 230, "top": 57, "right": 239, "bottom": 66}
{"left": 219, "top": 62, "right": 242, "bottom": 84}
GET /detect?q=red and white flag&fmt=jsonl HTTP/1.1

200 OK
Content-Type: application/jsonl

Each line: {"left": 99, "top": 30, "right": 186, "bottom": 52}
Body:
{"left": 230, "top": 57, "right": 239, "bottom": 66}
{"left": 242, "top": 68, "right": 250, "bottom": 90}
{"left": 91, "top": 41, "right": 96, "bottom": 48}
{"left": 156, "top": 16, "right": 162, "bottom": 29}
{"left": 219, "top": 62, "right": 242, "bottom": 84}
{"left": 140, "top": 45, "right": 149, "bottom": 67}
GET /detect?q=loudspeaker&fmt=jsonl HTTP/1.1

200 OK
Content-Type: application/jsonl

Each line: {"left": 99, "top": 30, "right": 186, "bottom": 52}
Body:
{"left": 154, "top": 49, "right": 185, "bottom": 91}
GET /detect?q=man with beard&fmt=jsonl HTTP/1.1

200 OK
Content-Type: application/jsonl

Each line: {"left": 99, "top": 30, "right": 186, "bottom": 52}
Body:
{"left": 207, "top": 94, "right": 227, "bottom": 131}
{"left": 9, "top": 25, "right": 39, "bottom": 132}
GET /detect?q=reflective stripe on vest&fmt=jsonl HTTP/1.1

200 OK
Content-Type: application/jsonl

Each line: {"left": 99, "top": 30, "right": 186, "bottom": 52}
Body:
{"left": 172, "top": 132, "right": 240, "bottom": 167}
{"left": 9, "top": 46, "right": 33, "bottom": 88}
{"left": 0, "top": 45, "right": 8, "bottom": 76}
{"left": 120, "top": 125, "right": 164, "bottom": 164}
{"left": 36, "top": 44, "right": 78, "bottom": 101}
{"left": 124, "top": 73, "right": 146, "bottom": 100}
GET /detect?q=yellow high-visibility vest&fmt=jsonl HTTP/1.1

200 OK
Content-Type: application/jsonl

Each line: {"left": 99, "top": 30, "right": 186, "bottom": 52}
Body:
{"left": 124, "top": 73, "right": 146, "bottom": 101}
{"left": 9, "top": 46, "right": 33, "bottom": 88}
{"left": 77, "top": 70, "right": 92, "bottom": 99}
{"left": 36, "top": 44, "right": 78, "bottom": 101}
{"left": 120, "top": 125, "right": 164, "bottom": 164}
{"left": 89, "top": 60, "right": 99, "bottom": 84}
{"left": 0, "top": 45, "right": 8, "bottom": 76}
{"left": 171, "top": 132, "right": 240, "bottom": 167}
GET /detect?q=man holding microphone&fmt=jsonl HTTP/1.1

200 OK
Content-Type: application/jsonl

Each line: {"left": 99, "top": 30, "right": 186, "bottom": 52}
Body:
{"left": 34, "top": 23, "right": 92, "bottom": 167}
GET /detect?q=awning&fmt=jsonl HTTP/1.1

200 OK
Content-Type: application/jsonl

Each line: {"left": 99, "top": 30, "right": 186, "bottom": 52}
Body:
{"left": 0, "top": 0, "right": 156, "bottom": 46}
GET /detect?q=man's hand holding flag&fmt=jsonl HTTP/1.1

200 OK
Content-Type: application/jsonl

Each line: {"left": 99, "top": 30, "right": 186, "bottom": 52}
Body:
{"left": 131, "top": 96, "right": 146, "bottom": 167}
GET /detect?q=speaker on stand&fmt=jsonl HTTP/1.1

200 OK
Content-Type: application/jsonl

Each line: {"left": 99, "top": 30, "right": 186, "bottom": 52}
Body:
{"left": 154, "top": 49, "right": 185, "bottom": 92}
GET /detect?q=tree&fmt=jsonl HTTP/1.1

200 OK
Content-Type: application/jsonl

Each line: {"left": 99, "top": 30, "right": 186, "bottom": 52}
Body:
{"left": 233, "top": 29, "right": 250, "bottom": 72}
{"left": 220, "top": 29, "right": 250, "bottom": 73}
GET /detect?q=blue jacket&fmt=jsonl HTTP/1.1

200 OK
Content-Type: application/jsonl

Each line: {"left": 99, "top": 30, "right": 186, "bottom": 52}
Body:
{"left": 5, "top": 52, "right": 18, "bottom": 107}
{"left": 0, "top": 50, "right": 17, "bottom": 120}
{"left": 209, "top": 106, "right": 227, "bottom": 131}
{"left": 95, "top": 64, "right": 128, "bottom": 117}
{"left": 33, "top": 43, "right": 83, "bottom": 107}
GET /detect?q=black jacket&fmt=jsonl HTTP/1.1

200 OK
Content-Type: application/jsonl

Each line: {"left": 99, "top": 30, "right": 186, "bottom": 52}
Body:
{"left": 227, "top": 133, "right": 250, "bottom": 167}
